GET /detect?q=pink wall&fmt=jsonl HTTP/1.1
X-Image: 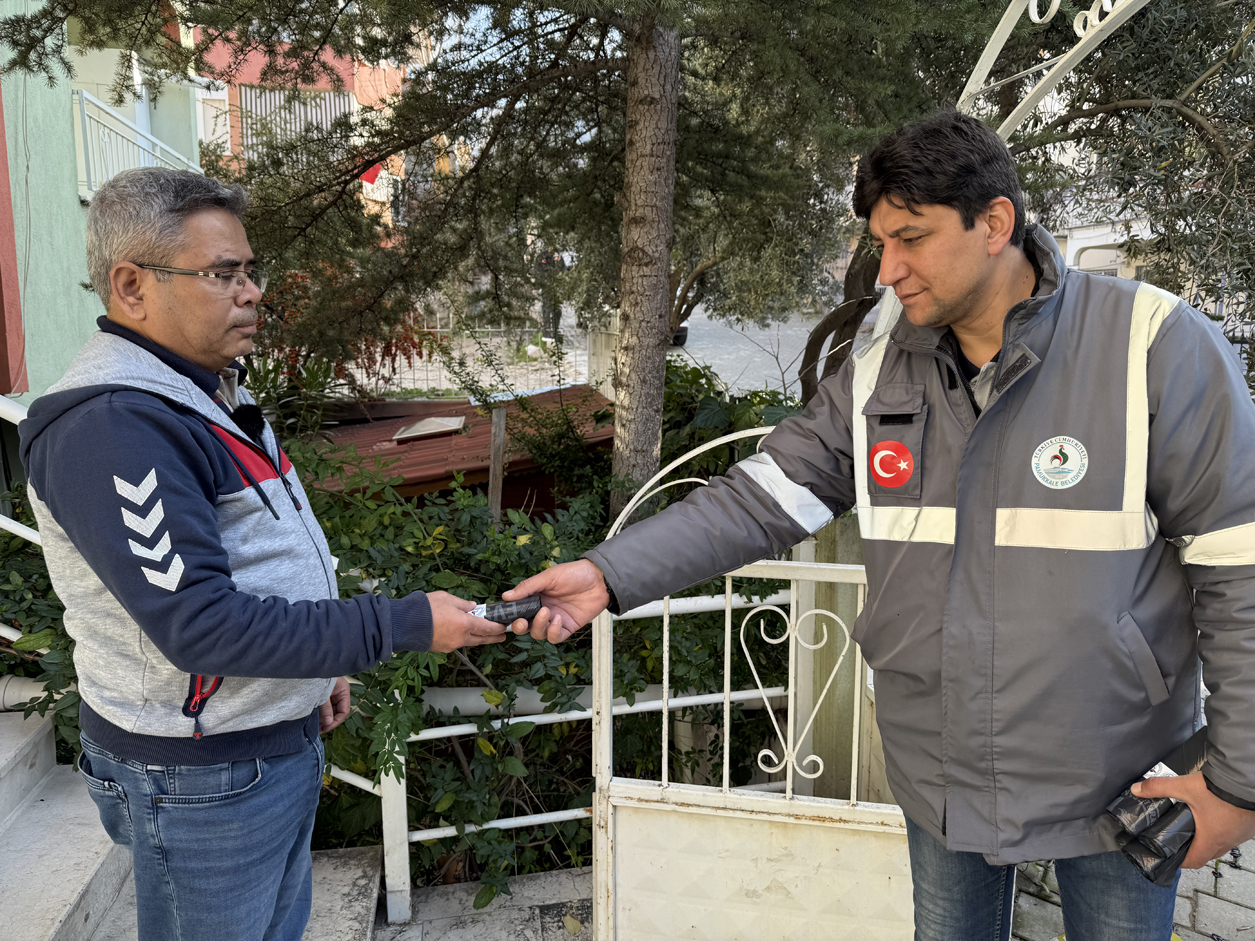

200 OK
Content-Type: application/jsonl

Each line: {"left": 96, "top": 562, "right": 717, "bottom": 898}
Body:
{"left": 195, "top": 30, "right": 404, "bottom": 103}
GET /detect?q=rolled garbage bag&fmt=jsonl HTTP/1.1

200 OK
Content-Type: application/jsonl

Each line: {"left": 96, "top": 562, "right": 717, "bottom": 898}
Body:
{"left": 1119, "top": 834, "right": 1193, "bottom": 888}
{"left": 1106, "top": 789, "right": 1175, "bottom": 837}
{"left": 1104, "top": 727, "right": 1208, "bottom": 886}
{"left": 1139, "top": 801, "right": 1196, "bottom": 859}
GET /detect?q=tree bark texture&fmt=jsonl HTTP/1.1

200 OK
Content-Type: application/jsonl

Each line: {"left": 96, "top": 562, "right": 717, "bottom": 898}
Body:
{"left": 611, "top": 20, "right": 680, "bottom": 517}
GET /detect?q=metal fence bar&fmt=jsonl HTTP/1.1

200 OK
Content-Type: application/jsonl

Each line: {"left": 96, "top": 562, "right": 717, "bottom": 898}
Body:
{"left": 409, "top": 807, "right": 591, "bottom": 843}
{"left": 614, "top": 590, "right": 790, "bottom": 621}
{"left": 380, "top": 764, "right": 411, "bottom": 923}
{"left": 785, "top": 578, "right": 798, "bottom": 800}
{"left": 327, "top": 764, "right": 380, "bottom": 797}
{"left": 661, "top": 596, "right": 670, "bottom": 786}
{"left": 732, "top": 560, "right": 867, "bottom": 583}
{"left": 592, "top": 609, "right": 614, "bottom": 941}
{"left": 407, "top": 686, "right": 786, "bottom": 744}
{"left": 722, "top": 575, "right": 732, "bottom": 793}
{"left": 850, "top": 644, "right": 863, "bottom": 804}
{"left": 0, "top": 515, "right": 41, "bottom": 546}
{"left": 77, "top": 90, "right": 94, "bottom": 191}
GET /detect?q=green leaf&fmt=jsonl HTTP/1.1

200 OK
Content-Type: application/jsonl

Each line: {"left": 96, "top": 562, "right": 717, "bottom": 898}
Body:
{"left": 476, "top": 737, "right": 497, "bottom": 756}
{"left": 481, "top": 689, "right": 505, "bottom": 706}
{"left": 760, "top": 404, "right": 800, "bottom": 426}
{"left": 694, "top": 395, "right": 730, "bottom": 429}
{"left": 503, "top": 721, "right": 536, "bottom": 739}
{"left": 13, "top": 628, "right": 56, "bottom": 651}
{"left": 499, "top": 756, "right": 528, "bottom": 777}
{"left": 429, "top": 570, "right": 462, "bottom": 589}
{"left": 472, "top": 883, "right": 498, "bottom": 910}
{"left": 433, "top": 790, "right": 457, "bottom": 813}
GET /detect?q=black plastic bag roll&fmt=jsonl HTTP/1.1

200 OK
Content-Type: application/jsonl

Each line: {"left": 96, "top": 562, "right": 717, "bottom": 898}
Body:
{"left": 1104, "top": 727, "right": 1208, "bottom": 886}
{"left": 1139, "top": 801, "right": 1196, "bottom": 859}
{"left": 1119, "top": 835, "right": 1193, "bottom": 888}
{"left": 1105, "top": 790, "right": 1175, "bottom": 837}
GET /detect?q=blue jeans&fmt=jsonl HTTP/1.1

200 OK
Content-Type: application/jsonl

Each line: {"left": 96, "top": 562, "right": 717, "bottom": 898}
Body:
{"left": 78, "top": 728, "right": 324, "bottom": 941}
{"left": 906, "top": 818, "right": 1179, "bottom": 941}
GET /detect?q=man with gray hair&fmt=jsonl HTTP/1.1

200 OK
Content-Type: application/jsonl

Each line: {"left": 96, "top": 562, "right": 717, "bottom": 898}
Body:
{"left": 17, "top": 167, "right": 514, "bottom": 940}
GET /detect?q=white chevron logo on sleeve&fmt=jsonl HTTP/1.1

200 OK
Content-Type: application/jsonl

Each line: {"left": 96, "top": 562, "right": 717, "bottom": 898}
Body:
{"left": 128, "top": 531, "right": 171, "bottom": 562}
{"left": 113, "top": 469, "right": 158, "bottom": 505}
{"left": 142, "top": 554, "right": 184, "bottom": 591}
{"left": 121, "top": 500, "right": 165, "bottom": 538}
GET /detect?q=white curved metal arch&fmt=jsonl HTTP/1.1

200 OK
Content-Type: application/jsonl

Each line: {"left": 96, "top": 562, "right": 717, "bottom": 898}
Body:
{"left": 957, "top": 0, "right": 1157, "bottom": 138}
{"left": 607, "top": 426, "right": 776, "bottom": 538}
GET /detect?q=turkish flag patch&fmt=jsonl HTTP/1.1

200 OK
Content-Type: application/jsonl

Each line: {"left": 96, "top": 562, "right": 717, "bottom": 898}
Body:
{"left": 870, "top": 439, "right": 915, "bottom": 489}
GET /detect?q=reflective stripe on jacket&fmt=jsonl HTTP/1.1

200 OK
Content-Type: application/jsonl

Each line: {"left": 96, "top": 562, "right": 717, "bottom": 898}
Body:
{"left": 586, "top": 225, "right": 1255, "bottom": 864}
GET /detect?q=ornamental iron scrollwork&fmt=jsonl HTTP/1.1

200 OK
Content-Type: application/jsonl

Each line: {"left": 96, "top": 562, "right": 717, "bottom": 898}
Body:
{"left": 740, "top": 603, "right": 851, "bottom": 781}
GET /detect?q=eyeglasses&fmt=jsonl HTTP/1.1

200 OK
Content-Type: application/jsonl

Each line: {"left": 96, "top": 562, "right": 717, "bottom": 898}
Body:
{"left": 135, "top": 264, "right": 269, "bottom": 296}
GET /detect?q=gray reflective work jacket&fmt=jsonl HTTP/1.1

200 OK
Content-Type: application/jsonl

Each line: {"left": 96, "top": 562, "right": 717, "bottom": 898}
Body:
{"left": 586, "top": 226, "right": 1255, "bottom": 864}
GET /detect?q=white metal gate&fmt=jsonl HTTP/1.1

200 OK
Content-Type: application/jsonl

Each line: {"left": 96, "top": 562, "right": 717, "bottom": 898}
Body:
{"left": 590, "top": 429, "right": 912, "bottom": 939}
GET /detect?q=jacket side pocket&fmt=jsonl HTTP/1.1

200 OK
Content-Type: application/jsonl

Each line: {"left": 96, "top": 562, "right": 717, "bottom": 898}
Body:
{"left": 1117, "top": 612, "right": 1171, "bottom": 706}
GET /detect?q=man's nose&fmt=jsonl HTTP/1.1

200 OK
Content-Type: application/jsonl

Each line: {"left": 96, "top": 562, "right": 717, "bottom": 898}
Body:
{"left": 878, "top": 244, "right": 908, "bottom": 288}
{"left": 237, "top": 277, "right": 263, "bottom": 306}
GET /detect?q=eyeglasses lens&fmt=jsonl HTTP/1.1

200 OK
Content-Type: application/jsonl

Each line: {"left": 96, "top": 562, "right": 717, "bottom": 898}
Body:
{"left": 223, "top": 269, "right": 268, "bottom": 296}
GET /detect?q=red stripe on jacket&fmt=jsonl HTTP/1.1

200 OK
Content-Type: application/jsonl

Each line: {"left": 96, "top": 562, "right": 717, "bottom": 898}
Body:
{"left": 211, "top": 427, "right": 293, "bottom": 485}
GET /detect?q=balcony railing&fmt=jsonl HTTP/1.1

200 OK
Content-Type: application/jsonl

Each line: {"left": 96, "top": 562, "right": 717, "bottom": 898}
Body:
{"left": 72, "top": 89, "right": 201, "bottom": 198}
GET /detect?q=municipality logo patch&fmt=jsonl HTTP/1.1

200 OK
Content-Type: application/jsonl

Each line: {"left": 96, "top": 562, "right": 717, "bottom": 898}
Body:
{"left": 1032, "top": 436, "right": 1088, "bottom": 489}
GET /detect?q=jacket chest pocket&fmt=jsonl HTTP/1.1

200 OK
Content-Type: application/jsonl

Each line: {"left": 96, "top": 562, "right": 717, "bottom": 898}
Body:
{"left": 863, "top": 383, "right": 927, "bottom": 500}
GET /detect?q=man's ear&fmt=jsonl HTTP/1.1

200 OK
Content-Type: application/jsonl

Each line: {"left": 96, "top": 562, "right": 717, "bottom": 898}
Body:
{"left": 109, "top": 263, "right": 147, "bottom": 322}
{"left": 982, "top": 197, "right": 1018, "bottom": 256}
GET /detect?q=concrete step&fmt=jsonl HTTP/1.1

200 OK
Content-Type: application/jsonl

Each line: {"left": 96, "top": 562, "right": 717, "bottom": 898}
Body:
{"left": 306, "top": 846, "right": 383, "bottom": 941}
{"left": 0, "top": 763, "right": 130, "bottom": 941}
{"left": 0, "top": 711, "right": 55, "bottom": 831}
{"left": 87, "top": 845, "right": 382, "bottom": 941}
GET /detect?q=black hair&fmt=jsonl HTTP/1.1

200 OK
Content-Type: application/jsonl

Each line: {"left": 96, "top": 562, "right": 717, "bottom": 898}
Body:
{"left": 853, "top": 110, "right": 1026, "bottom": 248}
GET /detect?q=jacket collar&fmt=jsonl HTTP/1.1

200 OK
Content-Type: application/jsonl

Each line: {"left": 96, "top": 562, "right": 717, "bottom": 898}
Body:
{"left": 96, "top": 316, "right": 247, "bottom": 401}
{"left": 45, "top": 329, "right": 255, "bottom": 443}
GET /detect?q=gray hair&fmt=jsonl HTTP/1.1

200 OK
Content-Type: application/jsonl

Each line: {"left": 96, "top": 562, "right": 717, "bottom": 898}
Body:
{"left": 85, "top": 168, "right": 249, "bottom": 308}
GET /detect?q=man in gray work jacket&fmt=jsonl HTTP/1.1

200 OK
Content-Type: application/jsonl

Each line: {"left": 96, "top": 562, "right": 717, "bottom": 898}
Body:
{"left": 505, "top": 112, "right": 1255, "bottom": 939}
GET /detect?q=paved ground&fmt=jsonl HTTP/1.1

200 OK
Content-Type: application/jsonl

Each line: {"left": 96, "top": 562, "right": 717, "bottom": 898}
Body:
{"left": 673, "top": 308, "right": 824, "bottom": 395}
{"left": 376, "top": 868, "right": 592, "bottom": 941}
{"left": 379, "top": 844, "right": 1255, "bottom": 941}
{"left": 1012, "top": 840, "right": 1255, "bottom": 940}
{"left": 363, "top": 307, "right": 828, "bottom": 398}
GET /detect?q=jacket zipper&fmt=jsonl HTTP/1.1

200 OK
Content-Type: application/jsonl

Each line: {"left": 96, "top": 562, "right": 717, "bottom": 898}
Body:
{"left": 184, "top": 674, "right": 223, "bottom": 739}
{"left": 225, "top": 429, "right": 303, "bottom": 512}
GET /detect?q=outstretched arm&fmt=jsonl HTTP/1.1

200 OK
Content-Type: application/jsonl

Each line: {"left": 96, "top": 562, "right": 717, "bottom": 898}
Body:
{"left": 502, "top": 560, "right": 610, "bottom": 643}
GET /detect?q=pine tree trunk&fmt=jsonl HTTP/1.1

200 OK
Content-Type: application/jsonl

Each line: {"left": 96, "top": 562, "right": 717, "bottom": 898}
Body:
{"left": 611, "top": 19, "right": 680, "bottom": 518}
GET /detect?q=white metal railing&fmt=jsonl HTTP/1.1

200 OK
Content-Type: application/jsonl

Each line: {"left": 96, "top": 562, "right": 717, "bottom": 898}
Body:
{"left": 369, "top": 579, "right": 816, "bottom": 923}
{"left": 587, "top": 428, "right": 885, "bottom": 938}
{"left": 0, "top": 399, "right": 39, "bottom": 546}
{"left": 72, "top": 89, "right": 202, "bottom": 197}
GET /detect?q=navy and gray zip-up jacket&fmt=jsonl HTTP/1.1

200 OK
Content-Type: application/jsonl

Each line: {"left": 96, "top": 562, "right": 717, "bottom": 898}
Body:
{"left": 18, "top": 318, "right": 433, "bottom": 764}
